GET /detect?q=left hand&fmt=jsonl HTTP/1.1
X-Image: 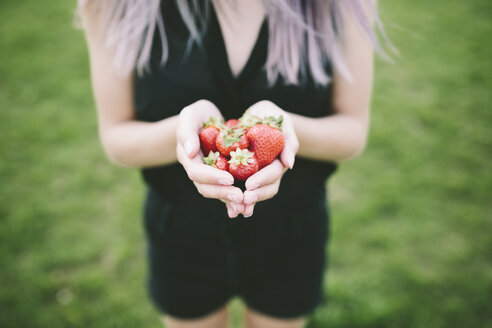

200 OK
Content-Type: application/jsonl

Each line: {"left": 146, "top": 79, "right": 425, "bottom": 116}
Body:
{"left": 241, "top": 100, "right": 299, "bottom": 217}
{"left": 175, "top": 100, "right": 244, "bottom": 219}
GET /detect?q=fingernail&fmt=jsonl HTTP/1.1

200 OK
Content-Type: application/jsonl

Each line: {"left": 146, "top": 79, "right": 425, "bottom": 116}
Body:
{"left": 287, "top": 152, "right": 295, "bottom": 169}
{"left": 184, "top": 140, "right": 194, "bottom": 156}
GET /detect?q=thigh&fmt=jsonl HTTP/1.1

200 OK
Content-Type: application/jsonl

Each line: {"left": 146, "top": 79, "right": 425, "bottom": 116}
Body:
{"left": 245, "top": 307, "right": 306, "bottom": 328}
{"left": 236, "top": 200, "right": 329, "bottom": 319}
{"left": 162, "top": 306, "right": 228, "bottom": 328}
{"left": 144, "top": 188, "right": 231, "bottom": 319}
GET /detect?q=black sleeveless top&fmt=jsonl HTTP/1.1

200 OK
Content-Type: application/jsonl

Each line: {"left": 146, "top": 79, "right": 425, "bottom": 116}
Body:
{"left": 134, "top": 1, "right": 337, "bottom": 215}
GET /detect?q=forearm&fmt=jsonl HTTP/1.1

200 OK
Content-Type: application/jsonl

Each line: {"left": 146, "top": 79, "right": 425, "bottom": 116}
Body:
{"left": 100, "top": 116, "right": 179, "bottom": 168}
{"left": 291, "top": 112, "right": 369, "bottom": 163}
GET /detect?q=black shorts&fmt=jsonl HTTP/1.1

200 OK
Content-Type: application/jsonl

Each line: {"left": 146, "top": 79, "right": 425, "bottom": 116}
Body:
{"left": 143, "top": 186, "right": 330, "bottom": 319}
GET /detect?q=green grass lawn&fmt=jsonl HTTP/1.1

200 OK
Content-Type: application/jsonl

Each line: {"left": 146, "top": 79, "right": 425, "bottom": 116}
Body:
{"left": 1, "top": 0, "right": 491, "bottom": 327}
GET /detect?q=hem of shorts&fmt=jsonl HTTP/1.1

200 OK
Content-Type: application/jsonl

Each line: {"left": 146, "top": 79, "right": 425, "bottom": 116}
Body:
{"left": 242, "top": 297, "right": 321, "bottom": 320}
{"left": 150, "top": 295, "right": 231, "bottom": 320}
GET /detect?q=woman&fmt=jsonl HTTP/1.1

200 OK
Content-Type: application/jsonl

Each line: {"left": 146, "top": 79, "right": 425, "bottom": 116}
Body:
{"left": 78, "top": 0, "right": 384, "bottom": 327}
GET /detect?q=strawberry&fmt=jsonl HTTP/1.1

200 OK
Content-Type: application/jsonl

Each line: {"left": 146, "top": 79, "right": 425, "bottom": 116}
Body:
{"left": 225, "top": 119, "right": 240, "bottom": 129}
{"left": 245, "top": 116, "right": 285, "bottom": 168}
{"left": 202, "top": 151, "right": 229, "bottom": 171}
{"left": 228, "top": 148, "right": 259, "bottom": 181}
{"left": 216, "top": 128, "right": 249, "bottom": 157}
{"left": 199, "top": 118, "right": 221, "bottom": 155}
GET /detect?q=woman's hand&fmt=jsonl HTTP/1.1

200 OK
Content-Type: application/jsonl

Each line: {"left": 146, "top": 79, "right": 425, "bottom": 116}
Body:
{"left": 176, "top": 100, "right": 245, "bottom": 218}
{"left": 241, "top": 100, "right": 299, "bottom": 217}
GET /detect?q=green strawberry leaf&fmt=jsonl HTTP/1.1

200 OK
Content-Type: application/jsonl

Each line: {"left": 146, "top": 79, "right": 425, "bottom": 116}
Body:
{"left": 229, "top": 148, "right": 255, "bottom": 166}
{"left": 202, "top": 151, "right": 220, "bottom": 167}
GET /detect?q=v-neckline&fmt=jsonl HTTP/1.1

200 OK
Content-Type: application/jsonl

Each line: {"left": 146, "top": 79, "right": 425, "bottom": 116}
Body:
{"left": 206, "top": 3, "right": 267, "bottom": 83}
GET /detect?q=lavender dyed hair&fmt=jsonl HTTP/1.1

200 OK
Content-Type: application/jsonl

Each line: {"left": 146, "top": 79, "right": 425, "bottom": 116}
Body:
{"left": 77, "top": 0, "right": 388, "bottom": 85}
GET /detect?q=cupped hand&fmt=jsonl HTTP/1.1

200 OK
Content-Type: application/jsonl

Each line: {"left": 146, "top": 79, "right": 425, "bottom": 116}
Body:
{"left": 241, "top": 100, "right": 299, "bottom": 217}
{"left": 241, "top": 159, "right": 287, "bottom": 217}
{"left": 176, "top": 100, "right": 245, "bottom": 218}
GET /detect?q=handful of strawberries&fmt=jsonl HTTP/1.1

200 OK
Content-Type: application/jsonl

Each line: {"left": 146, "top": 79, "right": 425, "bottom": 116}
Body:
{"left": 200, "top": 114, "right": 285, "bottom": 181}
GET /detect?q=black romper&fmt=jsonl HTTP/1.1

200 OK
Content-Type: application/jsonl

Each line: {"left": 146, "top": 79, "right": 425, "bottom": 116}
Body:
{"left": 135, "top": 1, "right": 338, "bottom": 319}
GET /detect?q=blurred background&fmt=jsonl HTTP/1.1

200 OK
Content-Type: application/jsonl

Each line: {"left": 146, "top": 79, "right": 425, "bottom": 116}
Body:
{"left": 0, "top": 0, "right": 491, "bottom": 327}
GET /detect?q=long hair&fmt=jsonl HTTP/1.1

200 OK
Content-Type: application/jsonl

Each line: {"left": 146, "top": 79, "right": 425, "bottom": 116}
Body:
{"left": 77, "top": 0, "right": 388, "bottom": 85}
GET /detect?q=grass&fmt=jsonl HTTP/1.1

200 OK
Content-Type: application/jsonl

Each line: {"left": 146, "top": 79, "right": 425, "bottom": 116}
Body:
{"left": 0, "top": 0, "right": 491, "bottom": 327}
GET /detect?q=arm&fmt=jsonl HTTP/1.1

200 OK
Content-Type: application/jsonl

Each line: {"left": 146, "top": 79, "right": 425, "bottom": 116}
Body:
{"left": 80, "top": 5, "right": 178, "bottom": 168}
{"left": 242, "top": 4, "right": 375, "bottom": 214}
{"left": 293, "top": 2, "right": 375, "bottom": 162}
{"left": 80, "top": 6, "right": 244, "bottom": 217}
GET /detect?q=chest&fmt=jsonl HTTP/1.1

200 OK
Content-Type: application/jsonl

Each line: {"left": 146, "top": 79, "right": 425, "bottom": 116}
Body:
{"left": 134, "top": 1, "right": 333, "bottom": 122}
{"left": 212, "top": 0, "right": 266, "bottom": 78}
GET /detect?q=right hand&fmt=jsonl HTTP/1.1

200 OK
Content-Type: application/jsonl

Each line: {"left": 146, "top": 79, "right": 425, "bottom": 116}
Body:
{"left": 176, "top": 100, "right": 245, "bottom": 218}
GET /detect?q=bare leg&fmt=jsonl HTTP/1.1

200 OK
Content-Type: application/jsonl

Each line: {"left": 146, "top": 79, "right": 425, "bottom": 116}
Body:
{"left": 162, "top": 306, "right": 228, "bottom": 328}
{"left": 244, "top": 307, "right": 306, "bottom": 328}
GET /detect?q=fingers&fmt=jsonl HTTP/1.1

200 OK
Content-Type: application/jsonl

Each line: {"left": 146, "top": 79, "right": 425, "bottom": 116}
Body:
{"left": 193, "top": 182, "right": 243, "bottom": 203}
{"left": 176, "top": 99, "right": 294, "bottom": 219}
{"left": 225, "top": 201, "right": 252, "bottom": 219}
{"left": 177, "top": 145, "right": 234, "bottom": 185}
{"left": 242, "top": 159, "right": 286, "bottom": 217}
{"left": 243, "top": 204, "right": 255, "bottom": 218}
{"left": 178, "top": 142, "right": 245, "bottom": 219}
{"left": 245, "top": 159, "right": 286, "bottom": 190}
{"left": 280, "top": 131, "right": 298, "bottom": 169}
{"left": 279, "top": 113, "right": 298, "bottom": 169}
{"left": 226, "top": 202, "right": 245, "bottom": 219}
{"left": 245, "top": 100, "right": 282, "bottom": 117}
{"left": 177, "top": 129, "right": 200, "bottom": 158}
{"left": 226, "top": 203, "right": 235, "bottom": 218}
{"left": 243, "top": 180, "right": 281, "bottom": 205}
{"left": 176, "top": 116, "right": 201, "bottom": 158}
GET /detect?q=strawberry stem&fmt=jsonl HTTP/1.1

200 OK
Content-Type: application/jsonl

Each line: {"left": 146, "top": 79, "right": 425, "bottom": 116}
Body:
{"left": 202, "top": 151, "right": 220, "bottom": 168}
{"left": 229, "top": 148, "right": 255, "bottom": 166}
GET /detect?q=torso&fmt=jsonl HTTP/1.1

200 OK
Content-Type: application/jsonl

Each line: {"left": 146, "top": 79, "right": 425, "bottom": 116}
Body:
{"left": 134, "top": 0, "right": 337, "bottom": 215}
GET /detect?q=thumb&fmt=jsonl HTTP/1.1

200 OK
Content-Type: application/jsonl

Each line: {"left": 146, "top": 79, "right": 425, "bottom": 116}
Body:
{"left": 280, "top": 149, "right": 295, "bottom": 169}
{"left": 183, "top": 138, "right": 199, "bottom": 158}
{"left": 176, "top": 121, "right": 200, "bottom": 158}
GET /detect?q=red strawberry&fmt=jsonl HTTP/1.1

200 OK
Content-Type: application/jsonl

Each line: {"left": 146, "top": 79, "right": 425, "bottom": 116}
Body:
{"left": 216, "top": 128, "right": 249, "bottom": 157}
{"left": 228, "top": 148, "right": 259, "bottom": 181}
{"left": 225, "top": 119, "right": 240, "bottom": 129}
{"left": 202, "top": 151, "right": 229, "bottom": 171}
{"left": 199, "top": 118, "right": 220, "bottom": 155}
{"left": 246, "top": 117, "right": 285, "bottom": 168}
